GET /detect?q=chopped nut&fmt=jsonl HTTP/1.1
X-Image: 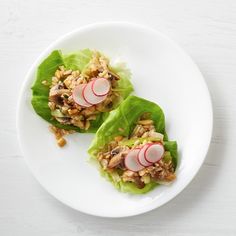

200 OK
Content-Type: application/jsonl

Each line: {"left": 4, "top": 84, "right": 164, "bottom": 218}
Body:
{"left": 59, "top": 65, "right": 65, "bottom": 71}
{"left": 51, "top": 76, "right": 59, "bottom": 85}
{"left": 85, "top": 120, "right": 90, "bottom": 130}
{"left": 97, "top": 152, "right": 104, "bottom": 161}
{"left": 139, "top": 169, "right": 147, "bottom": 176}
{"left": 81, "top": 106, "right": 96, "bottom": 116}
{"left": 72, "top": 70, "right": 80, "bottom": 77}
{"left": 95, "top": 102, "right": 105, "bottom": 112}
{"left": 108, "top": 70, "right": 120, "bottom": 81}
{"left": 122, "top": 170, "right": 137, "bottom": 182}
{"left": 124, "top": 170, "right": 136, "bottom": 177}
{"left": 98, "top": 70, "right": 109, "bottom": 79}
{"left": 87, "top": 115, "right": 97, "bottom": 121}
{"left": 55, "top": 132, "right": 62, "bottom": 139}
{"left": 61, "top": 106, "right": 69, "bottom": 113}
{"left": 72, "top": 119, "right": 84, "bottom": 129}
{"left": 63, "top": 75, "right": 73, "bottom": 88}
{"left": 101, "top": 159, "right": 108, "bottom": 169}
{"left": 55, "top": 70, "right": 62, "bottom": 79}
{"left": 49, "top": 125, "right": 57, "bottom": 133}
{"left": 63, "top": 70, "right": 72, "bottom": 76}
{"left": 48, "top": 102, "right": 56, "bottom": 110}
{"left": 114, "top": 136, "right": 123, "bottom": 142}
{"left": 141, "top": 132, "right": 149, "bottom": 138}
{"left": 108, "top": 141, "right": 118, "bottom": 151}
{"left": 73, "top": 115, "right": 84, "bottom": 121}
{"left": 165, "top": 173, "right": 176, "bottom": 181}
{"left": 68, "top": 109, "right": 78, "bottom": 115}
{"left": 49, "top": 125, "right": 72, "bottom": 147}
{"left": 141, "top": 175, "right": 151, "bottom": 184}
{"left": 131, "top": 125, "right": 146, "bottom": 138}
{"left": 143, "top": 125, "right": 155, "bottom": 131}
{"left": 137, "top": 119, "right": 154, "bottom": 125}
{"left": 57, "top": 137, "right": 66, "bottom": 147}
{"left": 67, "top": 95, "right": 74, "bottom": 104}
{"left": 146, "top": 130, "right": 164, "bottom": 140}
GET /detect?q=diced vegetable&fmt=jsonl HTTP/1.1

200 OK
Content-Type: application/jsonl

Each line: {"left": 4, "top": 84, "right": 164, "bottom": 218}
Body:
{"left": 51, "top": 109, "right": 68, "bottom": 118}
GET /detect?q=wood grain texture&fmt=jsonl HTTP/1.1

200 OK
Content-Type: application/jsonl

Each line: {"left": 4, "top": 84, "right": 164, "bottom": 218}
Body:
{"left": 0, "top": 0, "right": 236, "bottom": 235}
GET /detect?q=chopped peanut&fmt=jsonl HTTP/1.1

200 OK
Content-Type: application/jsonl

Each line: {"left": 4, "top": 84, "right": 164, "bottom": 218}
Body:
{"left": 68, "top": 109, "right": 78, "bottom": 115}
{"left": 137, "top": 119, "right": 154, "bottom": 125}
{"left": 57, "top": 137, "right": 66, "bottom": 147}
{"left": 84, "top": 120, "right": 90, "bottom": 130}
{"left": 114, "top": 136, "right": 124, "bottom": 142}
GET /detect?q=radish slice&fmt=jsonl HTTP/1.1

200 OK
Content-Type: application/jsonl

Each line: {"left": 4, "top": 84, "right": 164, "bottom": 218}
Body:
{"left": 91, "top": 78, "right": 110, "bottom": 97}
{"left": 124, "top": 149, "right": 144, "bottom": 172}
{"left": 138, "top": 145, "right": 153, "bottom": 167}
{"left": 72, "top": 84, "right": 92, "bottom": 107}
{"left": 83, "top": 82, "right": 107, "bottom": 105}
{"left": 144, "top": 143, "right": 164, "bottom": 163}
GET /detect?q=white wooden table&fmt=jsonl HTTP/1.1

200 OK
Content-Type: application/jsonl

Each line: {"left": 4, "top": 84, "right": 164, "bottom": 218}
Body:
{"left": 1, "top": 0, "right": 236, "bottom": 235}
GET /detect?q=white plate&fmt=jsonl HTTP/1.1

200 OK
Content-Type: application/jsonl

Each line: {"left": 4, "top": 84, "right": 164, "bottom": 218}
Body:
{"left": 17, "top": 22, "right": 213, "bottom": 218}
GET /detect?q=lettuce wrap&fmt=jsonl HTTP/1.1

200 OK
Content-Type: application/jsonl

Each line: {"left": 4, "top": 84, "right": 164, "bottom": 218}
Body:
{"left": 31, "top": 49, "right": 134, "bottom": 132}
{"left": 88, "top": 95, "right": 178, "bottom": 194}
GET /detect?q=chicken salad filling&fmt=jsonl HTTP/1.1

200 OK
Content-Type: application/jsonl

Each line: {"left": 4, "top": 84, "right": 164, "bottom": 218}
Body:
{"left": 47, "top": 52, "right": 121, "bottom": 130}
{"left": 97, "top": 115, "right": 176, "bottom": 189}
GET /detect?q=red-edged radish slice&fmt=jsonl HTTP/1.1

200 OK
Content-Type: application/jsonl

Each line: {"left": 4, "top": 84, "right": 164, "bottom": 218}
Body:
{"left": 82, "top": 81, "right": 107, "bottom": 105}
{"left": 144, "top": 143, "right": 164, "bottom": 163}
{"left": 91, "top": 78, "right": 110, "bottom": 97}
{"left": 124, "top": 149, "right": 144, "bottom": 172}
{"left": 72, "top": 84, "right": 92, "bottom": 107}
{"left": 137, "top": 145, "right": 153, "bottom": 167}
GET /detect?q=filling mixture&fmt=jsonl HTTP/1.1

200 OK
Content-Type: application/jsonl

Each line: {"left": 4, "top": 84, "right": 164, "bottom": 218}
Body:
{"left": 43, "top": 52, "right": 121, "bottom": 146}
{"left": 97, "top": 115, "right": 176, "bottom": 189}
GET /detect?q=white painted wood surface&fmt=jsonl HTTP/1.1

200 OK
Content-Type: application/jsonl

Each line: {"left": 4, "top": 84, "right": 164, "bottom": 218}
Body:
{"left": 0, "top": 0, "right": 236, "bottom": 235}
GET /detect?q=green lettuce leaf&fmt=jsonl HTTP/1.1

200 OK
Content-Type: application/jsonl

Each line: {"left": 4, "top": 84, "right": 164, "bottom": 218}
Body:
{"left": 31, "top": 49, "right": 133, "bottom": 132}
{"left": 163, "top": 141, "right": 178, "bottom": 170}
{"left": 88, "top": 95, "right": 178, "bottom": 194}
{"left": 88, "top": 96, "right": 167, "bottom": 157}
{"left": 63, "top": 48, "right": 93, "bottom": 71}
{"left": 111, "top": 63, "right": 134, "bottom": 99}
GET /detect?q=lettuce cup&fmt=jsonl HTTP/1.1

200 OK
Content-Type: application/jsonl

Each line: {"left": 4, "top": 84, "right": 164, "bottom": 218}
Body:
{"left": 88, "top": 96, "right": 178, "bottom": 194}
{"left": 31, "top": 49, "right": 133, "bottom": 146}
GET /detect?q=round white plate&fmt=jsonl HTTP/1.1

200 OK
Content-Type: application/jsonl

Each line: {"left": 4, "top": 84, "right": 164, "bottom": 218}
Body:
{"left": 17, "top": 22, "right": 213, "bottom": 218}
